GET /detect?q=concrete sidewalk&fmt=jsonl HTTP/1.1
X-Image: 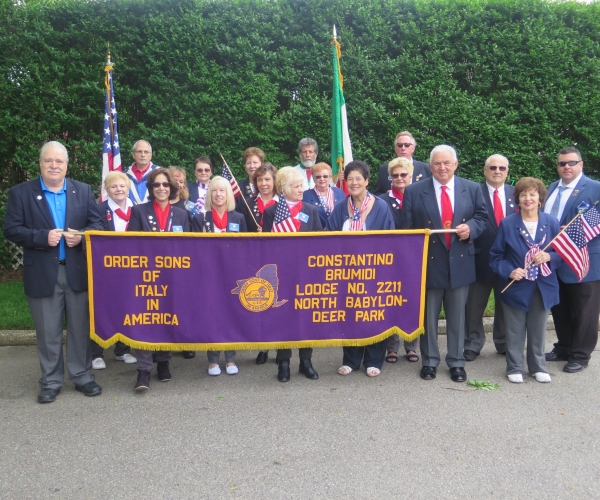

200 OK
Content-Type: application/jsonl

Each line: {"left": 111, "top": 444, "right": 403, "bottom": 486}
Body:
{"left": 1, "top": 331, "right": 599, "bottom": 499}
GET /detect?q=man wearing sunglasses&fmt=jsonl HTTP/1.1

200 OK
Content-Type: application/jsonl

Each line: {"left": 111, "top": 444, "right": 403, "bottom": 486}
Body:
{"left": 544, "top": 147, "right": 600, "bottom": 373}
{"left": 464, "top": 155, "right": 518, "bottom": 362}
{"left": 374, "top": 131, "right": 431, "bottom": 195}
{"left": 125, "top": 140, "right": 160, "bottom": 205}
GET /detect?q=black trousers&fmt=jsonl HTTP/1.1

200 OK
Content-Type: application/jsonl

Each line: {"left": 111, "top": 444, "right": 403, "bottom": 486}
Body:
{"left": 91, "top": 340, "right": 131, "bottom": 359}
{"left": 276, "top": 348, "right": 312, "bottom": 361}
{"left": 342, "top": 340, "right": 386, "bottom": 370}
{"left": 551, "top": 279, "right": 600, "bottom": 364}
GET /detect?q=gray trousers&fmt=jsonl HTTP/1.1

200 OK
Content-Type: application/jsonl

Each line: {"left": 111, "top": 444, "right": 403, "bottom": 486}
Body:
{"left": 502, "top": 287, "right": 548, "bottom": 375}
{"left": 422, "top": 285, "right": 469, "bottom": 368}
{"left": 133, "top": 349, "right": 171, "bottom": 372}
{"left": 27, "top": 265, "right": 94, "bottom": 390}
{"left": 386, "top": 335, "right": 418, "bottom": 354}
{"left": 207, "top": 350, "right": 236, "bottom": 364}
{"left": 464, "top": 280, "right": 506, "bottom": 354}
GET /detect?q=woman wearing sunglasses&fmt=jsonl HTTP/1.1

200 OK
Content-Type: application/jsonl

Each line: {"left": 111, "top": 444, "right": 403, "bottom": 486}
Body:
{"left": 379, "top": 157, "right": 420, "bottom": 364}
{"left": 187, "top": 157, "right": 214, "bottom": 212}
{"left": 128, "top": 168, "right": 190, "bottom": 391}
{"left": 302, "top": 162, "right": 345, "bottom": 228}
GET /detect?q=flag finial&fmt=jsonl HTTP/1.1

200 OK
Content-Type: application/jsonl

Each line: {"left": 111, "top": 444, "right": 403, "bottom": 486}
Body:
{"left": 106, "top": 43, "right": 111, "bottom": 64}
{"left": 333, "top": 25, "right": 337, "bottom": 41}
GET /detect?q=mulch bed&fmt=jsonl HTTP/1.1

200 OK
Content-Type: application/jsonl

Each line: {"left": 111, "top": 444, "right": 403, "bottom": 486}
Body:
{"left": 0, "top": 267, "right": 22, "bottom": 283}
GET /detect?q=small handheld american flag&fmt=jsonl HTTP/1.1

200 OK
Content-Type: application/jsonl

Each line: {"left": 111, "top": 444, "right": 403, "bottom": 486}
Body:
{"left": 272, "top": 194, "right": 298, "bottom": 233}
{"left": 221, "top": 163, "right": 241, "bottom": 198}
{"left": 550, "top": 215, "right": 590, "bottom": 281}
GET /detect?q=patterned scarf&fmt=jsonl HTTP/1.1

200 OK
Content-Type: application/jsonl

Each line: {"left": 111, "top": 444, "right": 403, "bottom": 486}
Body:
{"left": 348, "top": 193, "right": 371, "bottom": 231}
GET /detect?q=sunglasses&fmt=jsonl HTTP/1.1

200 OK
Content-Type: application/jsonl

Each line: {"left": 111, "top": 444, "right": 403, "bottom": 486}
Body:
{"left": 314, "top": 175, "right": 330, "bottom": 180}
{"left": 391, "top": 173, "right": 409, "bottom": 179}
{"left": 152, "top": 182, "right": 171, "bottom": 188}
{"left": 557, "top": 160, "right": 581, "bottom": 167}
{"left": 395, "top": 143, "right": 413, "bottom": 148}
{"left": 488, "top": 165, "right": 507, "bottom": 171}
{"left": 195, "top": 168, "right": 211, "bottom": 173}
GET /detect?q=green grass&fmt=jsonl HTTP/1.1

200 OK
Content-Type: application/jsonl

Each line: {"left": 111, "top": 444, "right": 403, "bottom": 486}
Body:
{"left": 467, "top": 380, "right": 501, "bottom": 391}
{"left": 440, "top": 294, "right": 495, "bottom": 319}
{"left": 0, "top": 281, "right": 35, "bottom": 329}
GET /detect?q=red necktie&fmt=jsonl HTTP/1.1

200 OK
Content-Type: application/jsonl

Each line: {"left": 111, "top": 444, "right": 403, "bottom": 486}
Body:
{"left": 441, "top": 185, "right": 453, "bottom": 248}
{"left": 493, "top": 189, "right": 504, "bottom": 226}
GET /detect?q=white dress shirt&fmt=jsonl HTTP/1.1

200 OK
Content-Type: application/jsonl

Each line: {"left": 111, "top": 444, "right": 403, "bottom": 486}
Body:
{"left": 543, "top": 172, "right": 582, "bottom": 221}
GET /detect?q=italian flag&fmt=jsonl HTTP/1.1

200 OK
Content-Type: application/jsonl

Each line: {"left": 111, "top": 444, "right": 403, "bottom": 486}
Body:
{"left": 331, "top": 26, "right": 353, "bottom": 193}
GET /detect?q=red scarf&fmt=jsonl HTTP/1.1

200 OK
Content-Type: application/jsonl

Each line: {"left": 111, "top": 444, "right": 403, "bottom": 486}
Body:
{"left": 153, "top": 201, "right": 170, "bottom": 231}
{"left": 256, "top": 196, "right": 276, "bottom": 215}
{"left": 212, "top": 209, "right": 228, "bottom": 231}
{"left": 391, "top": 187, "right": 404, "bottom": 209}
{"left": 288, "top": 201, "right": 303, "bottom": 231}
{"left": 114, "top": 206, "right": 131, "bottom": 230}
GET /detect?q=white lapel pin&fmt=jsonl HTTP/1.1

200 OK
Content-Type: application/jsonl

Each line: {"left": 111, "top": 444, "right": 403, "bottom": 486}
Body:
{"left": 36, "top": 195, "right": 42, "bottom": 200}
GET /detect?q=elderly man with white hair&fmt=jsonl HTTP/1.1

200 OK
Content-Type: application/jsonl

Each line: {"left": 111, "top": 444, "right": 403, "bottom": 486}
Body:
{"left": 400, "top": 145, "right": 487, "bottom": 383}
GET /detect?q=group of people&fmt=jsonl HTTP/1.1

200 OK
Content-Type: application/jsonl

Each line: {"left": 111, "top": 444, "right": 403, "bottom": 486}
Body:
{"left": 3, "top": 132, "right": 599, "bottom": 404}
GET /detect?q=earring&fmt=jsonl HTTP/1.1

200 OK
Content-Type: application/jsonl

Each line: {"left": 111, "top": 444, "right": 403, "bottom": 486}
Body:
{"left": 388, "top": 176, "right": 392, "bottom": 181}
{"left": 538, "top": 203, "right": 542, "bottom": 208}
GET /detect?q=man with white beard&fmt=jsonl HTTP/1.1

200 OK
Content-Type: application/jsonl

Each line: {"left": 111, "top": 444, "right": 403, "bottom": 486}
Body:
{"left": 293, "top": 138, "right": 320, "bottom": 191}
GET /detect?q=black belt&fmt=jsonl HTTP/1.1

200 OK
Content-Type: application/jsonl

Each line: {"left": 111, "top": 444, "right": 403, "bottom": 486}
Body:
{"left": 58, "top": 260, "right": 66, "bottom": 265}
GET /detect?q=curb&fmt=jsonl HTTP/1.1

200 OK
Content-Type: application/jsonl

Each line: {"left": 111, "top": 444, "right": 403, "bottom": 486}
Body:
{"left": 0, "top": 316, "right": 557, "bottom": 347}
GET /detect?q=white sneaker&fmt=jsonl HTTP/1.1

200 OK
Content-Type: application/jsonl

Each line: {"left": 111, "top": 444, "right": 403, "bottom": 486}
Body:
{"left": 116, "top": 353, "right": 137, "bottom": 364}
{"left": 92, "top": 358, "right": 106, "bottom": 370}
{"left": 508, "top": 373, "right": 523, "bottom": 383}
{"left": 226, "top": 364, "right": 239, "bottom": 375}
{"left": 208, "top": 365, "right": 221, "bottom": 376}
{"left": 533, "top": 372, "right": 551, "bottom": 383}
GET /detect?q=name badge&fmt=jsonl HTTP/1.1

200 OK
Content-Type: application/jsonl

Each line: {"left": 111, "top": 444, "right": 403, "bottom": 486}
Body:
{"left": 298, "top": 212, "right": 309, "bottom": 223}
{"left": 228, "top": 223, "right": 240, "bottom": 232}
{"left": 172, "top": 225, "right": 184, "bottom": 232}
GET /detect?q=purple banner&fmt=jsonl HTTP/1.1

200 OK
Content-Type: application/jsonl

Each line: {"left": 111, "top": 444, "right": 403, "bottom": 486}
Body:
{"left": 87, "top": 231, "right": 427, "bottom": 350}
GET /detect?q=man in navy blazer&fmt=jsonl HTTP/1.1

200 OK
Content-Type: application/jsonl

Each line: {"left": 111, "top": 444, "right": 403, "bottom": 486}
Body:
{"left": 543, "top": 147, "right": 600, "bottom": 373}
{"left": 464, "top": 154, "right": 518, "bottom": 360}
{"left": 400, "top": 145, "right": 487, "bottom": 382}
{"left": 374, "top": 131, "right": 432, "bottom": 195}
{"left": 3, "top": 141, "right": 104, "bottom": 403}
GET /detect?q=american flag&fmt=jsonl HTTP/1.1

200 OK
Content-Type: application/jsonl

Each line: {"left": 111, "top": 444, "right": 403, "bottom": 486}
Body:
{"left": 272, "top": 194, "right": 298, "bottom": 233}
{"left": 550, "top": 215, "right": 590, "bottom": 281}
{"left": 221, "top": 163, "right": 241, "bottom": 198}
{"left": 582, "top": 204, "right": 600, "bottom": 241}
{"left": 100, "top": 59, "right": 121, "bottom": 201}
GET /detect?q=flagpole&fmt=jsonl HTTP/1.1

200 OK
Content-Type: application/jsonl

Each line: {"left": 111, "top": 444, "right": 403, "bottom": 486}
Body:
{"left": 219, "top": 154, "right": 260, "bottom": 228}
{"left": 500, "top": 207, "right": 588, "bottom": 293}
{"left": 332, "top": 25, "right": 345, "bottom": 192}
{"left": 104, "top": 44, "right": 114, "bottom": 140}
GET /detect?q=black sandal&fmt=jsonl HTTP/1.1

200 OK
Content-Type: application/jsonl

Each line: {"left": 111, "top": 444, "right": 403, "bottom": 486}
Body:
{"left": 406, "top": 351, "right": 419, "bottom": 363}
{"left": 385, "top": 353, "right": 399, "bottom": 363}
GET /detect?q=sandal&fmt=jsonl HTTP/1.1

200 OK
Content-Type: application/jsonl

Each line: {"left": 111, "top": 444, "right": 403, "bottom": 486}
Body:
{"left": 366, "top": 367, "right": 381, "bottom": 377}
{"left": 385, "top": 352, "right": 399, "bottom": 363}
{"left": 406, "top": 351, "right": 419, "bottom": 363}
{"left": 338, "top": 365, "right": 353, "bottom": 376}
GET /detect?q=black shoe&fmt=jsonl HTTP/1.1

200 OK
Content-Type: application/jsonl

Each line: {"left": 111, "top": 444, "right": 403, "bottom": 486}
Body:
{"left": 450, "top": 367, "right": 467, "bottom": 383}
{"left": 157, "top": 361, "right": 172, "bottom": 381}
{"left": 135, "top": 370, "right": 151, "bottom": 391}
{"left": 546, "top": 350, "right": 569, "bottom": 362}
{"left": 563, "top": 362, "right": 587, "bottom": 373}
{"left": 75, "top": 381, "right": 102, "bottom": 397}
{"left": 38, "top": 387, "right": 60, "bottom": 404}
{"left": 299, "top": 358, "right": 319, "bottom": 380}
{"left": 277, "top": 359, "right": 290, "bottom": 382}
{"left": 182, "top": 351, "right": 196, "bottom": 359}
{"left": 420, "top": 366, "right": 437, "bottom": 380}
{"left": 256, "top": 351, "right": 268, "bottom": 364}
{"left": 463, "top": 350, "right": 479, "bottom": 362}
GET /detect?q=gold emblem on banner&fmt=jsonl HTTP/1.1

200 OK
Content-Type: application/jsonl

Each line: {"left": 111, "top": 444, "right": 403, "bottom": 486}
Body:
{"left": 231, "top": 264, "right": 288, "bottom": 312}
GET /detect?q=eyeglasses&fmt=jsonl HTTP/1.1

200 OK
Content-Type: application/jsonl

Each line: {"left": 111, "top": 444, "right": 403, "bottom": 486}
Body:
{"left": 314, "top": 175, "right": 330, "bottom": 180}
{"left": 134, "top": 150, "right": 151, "bottom": 154}
{"left": 391, "top": 173, "right": 409, "bottom": 179}
{"left": 487, "top": 165, "right": 507, "bottom": 171}
{"left": 557, "top": 160, "right": 581, "bottom": 167}
{"left": 395, "top": 143, "right": 414, "bottom": 149}
{"left": 152, "top": 182, "right": 170, "bottom": 188}
{"left": 195, "top": 168, "right": 211, "bottom": 173}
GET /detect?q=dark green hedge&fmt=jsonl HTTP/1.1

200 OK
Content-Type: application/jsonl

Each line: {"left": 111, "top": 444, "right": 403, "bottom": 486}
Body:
{"left": 2, "top": 0, "right": 600, "bottom": 265}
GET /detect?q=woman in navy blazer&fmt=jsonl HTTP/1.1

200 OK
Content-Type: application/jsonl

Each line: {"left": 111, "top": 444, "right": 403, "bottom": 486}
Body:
{"left": 327, "top": 160, "right": 394, "bottom": 378}
{"left": 490, "top": 177, "right": 562, "bottom": 384}
{"left": 92, "top": 171, "right": 137, "bottom": 369}
{"left": 128, "top": 168, "right": 190, "bottom": 391}
{"left": 301, "top": 162, "right": 345, "bottom": 228}
{"left": 262, "top": 167, "right": 323, "bottom": 382}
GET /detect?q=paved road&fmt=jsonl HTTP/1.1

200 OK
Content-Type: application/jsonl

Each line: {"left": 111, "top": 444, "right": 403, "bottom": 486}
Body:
{"left": 1, "top": 331, "right": 599, "bottom": 499}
